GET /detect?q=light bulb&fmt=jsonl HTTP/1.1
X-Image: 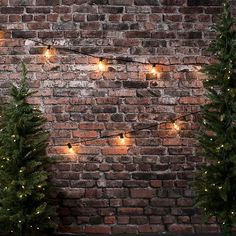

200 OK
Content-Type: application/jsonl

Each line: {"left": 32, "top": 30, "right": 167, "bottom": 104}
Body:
{"left": 119, "top": 133, "right": 125, "bottom": 144}
{"left": 67, "top": 143, "right": 74, "bottom": 153}
{"left": 98, "top": 58, "right": 105, "bottom": 71}
{"left": 151, "top": 64, "right": 157, "bottom": 75}
{"left": 218, "top": 186, "right": 222, "bottom": 190}
{"left": 44, "top": 45, "right": 55, "bottom": 59}
{"left": 173, "top": 121, "right": 180, "bottom": 131}
{"left": 204, "top": 188, "right": 208, "bottom": 192}
{"left": 67, "top": 143, "right": 72, "bottom": 149}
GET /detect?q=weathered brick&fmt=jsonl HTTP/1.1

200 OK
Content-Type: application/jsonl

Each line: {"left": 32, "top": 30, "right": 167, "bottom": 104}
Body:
{"left": 2, "top": 0, "right": 220, "bottom": 233}
{"left": 130, "top": 189, "right": 156, "bottom": 198}
{"left": 85, "top": 226, "right": 111, "bottom": 234}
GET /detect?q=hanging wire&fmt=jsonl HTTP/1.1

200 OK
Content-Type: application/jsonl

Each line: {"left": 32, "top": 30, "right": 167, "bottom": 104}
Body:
{"left": 10, "top": 36, "right": 207, "bottom": 67}
{"left": 67, "top": 110, "right": 201, "bottom": 148}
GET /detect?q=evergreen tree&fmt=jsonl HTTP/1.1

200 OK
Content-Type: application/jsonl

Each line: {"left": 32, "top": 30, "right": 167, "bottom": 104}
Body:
{"left": 0, "top": 64, "right": 55, "bottom": 236}
{"left": 194, "top": 1, "right": 236, "bottom": 236}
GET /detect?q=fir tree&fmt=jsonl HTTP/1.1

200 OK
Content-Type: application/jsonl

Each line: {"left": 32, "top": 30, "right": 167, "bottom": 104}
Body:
{"left": 0, "top": 64, "right": 55, "bottom": 236}
{"left": 194, "top": 1, "right": 236, "bottom": 236}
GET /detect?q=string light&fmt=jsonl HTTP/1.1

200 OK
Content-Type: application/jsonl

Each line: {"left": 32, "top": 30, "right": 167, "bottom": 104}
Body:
{"left": 44, "top": 45, "right": 56, "bottom": 59}
{"left": 98, "top": 58, "right": 105, "bottom": 71}
{"left": 66, "top": 111, "right": 200, "bottom": 150}
{"left": 173, "top": 121, "right": 180, "bottom": 132}
{"left": 67, "top": 143, "right": 72, "bottom": 150}
{"left": 119, "top": 133, "right": 125, "bottom": 144}
{"left": 218, "top": 186, "right": 222, "bottom": 190}
{"left": 204, "top": 188, "right": 208, "bottom": 192}
{"left": 6, "top": 34, "right": 206, "bottom": 70}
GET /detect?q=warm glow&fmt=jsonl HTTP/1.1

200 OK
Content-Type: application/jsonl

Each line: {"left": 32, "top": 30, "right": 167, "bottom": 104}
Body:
{"left": 173, "top": 121, "right": 180, "bottom": 131}
{"left": 67, "top": 143, "right": 75, "bottom": 154}
{"left": 98, "top": 58, "right": 105, "bottom": 71}
{"left": 0, "top": 31, "right": 4, "bottom": 39}
{"left": 119, "top": 133, "right": 125, "bottom": 145}
{"left": 44, "top": 46, "right": 55, "bottom": 59}
{"left": 150, "top": 64, "right": 160, "bottom": 78}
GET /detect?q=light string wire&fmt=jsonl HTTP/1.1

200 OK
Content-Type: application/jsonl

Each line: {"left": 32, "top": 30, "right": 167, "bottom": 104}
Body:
{"left": 67, "top": 110, "right": 201, "bottom": 148}
{"left": 2, "top": 33, "right": 204, "bottom": 148}
{"left": 10, "top": 36, "right": 207, "bottom": 67}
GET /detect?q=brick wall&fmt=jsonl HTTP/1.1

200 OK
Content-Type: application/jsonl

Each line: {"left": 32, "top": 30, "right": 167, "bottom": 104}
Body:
{"left": 0, "top": 0, "right": 234, "bottom": 234}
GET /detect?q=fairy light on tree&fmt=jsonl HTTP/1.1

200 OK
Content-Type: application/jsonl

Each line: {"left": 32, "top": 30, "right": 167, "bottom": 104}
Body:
{"left": 194, "top": 2, "right": 236, "bottom": 236}
{"left": 0, "top": 63, "right": 56, "bottom": 235}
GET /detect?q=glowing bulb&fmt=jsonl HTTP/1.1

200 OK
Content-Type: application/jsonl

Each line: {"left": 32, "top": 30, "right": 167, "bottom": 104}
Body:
{"left": 44, "top": 45, "right": 55, "bottom": 59}
{"left": 37, "top": 211, "right": 40, "bottom": 214}
{"left": 19, "top": 195, "right": 23, "bottom": 198}
{"left": 119, "top": 133, "right": 125, "bottom": 144}
{"left": 22, "top": 185, "right": 24, "bottom": 189}
{"left": 38, "top": 185, "right": 42, "bottom": 188}
{"left": 218, "top": 186, "right": 222, "bottom": 190}
{"left": 37, "top": 227, "right": 39, "bottom": 230}
{"left": 19, "top": 220, "right": 21, "bottom": 223}
{"left": 67, "top": 143, "right": 74, "bottom": 153}
{"left": 173, "top": 121, "right": 180, "bottom": 131}
{"left": 204, "top": 171, "right": 208, "bottom": 174}
{"left": 151, "top": 64, "right": 157, "bottom": 75}
{"left": 98, "top": 58, "right": 105, "bottom": 71}
{"left": 204, "top": 188, "right": 208, "bottom": 192}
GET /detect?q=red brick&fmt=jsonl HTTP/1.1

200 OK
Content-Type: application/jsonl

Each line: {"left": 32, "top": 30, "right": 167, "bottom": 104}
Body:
{"left": 168, "top": 224, "right": 194, "bottom": 233}
{"left": 102, "top": 147, "right": 128, "bottom": 155}
{"left": 138, "top": 225, "right": 165, "bottom": 233}
{"left": 85, "top": 226, "right": 111, "bottom": 234}
{"left": 130, "top": 189, "right": 156, "bottom": 198}
{"left": 118, "top": 208, "right": 143, "bottom": 215}
{"left": 104, "top": 216, "right": 116, "bottom": 224}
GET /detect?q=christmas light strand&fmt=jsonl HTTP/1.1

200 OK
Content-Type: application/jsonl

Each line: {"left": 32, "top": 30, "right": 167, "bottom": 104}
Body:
{"left": 67, "top": 110, "right": 201, "bottom": 149}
